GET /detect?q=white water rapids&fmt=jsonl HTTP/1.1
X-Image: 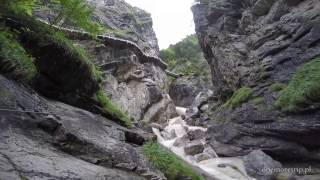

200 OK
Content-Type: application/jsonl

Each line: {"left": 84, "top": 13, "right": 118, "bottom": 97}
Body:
{"left": 152, "top": 107, "right": 255, "bottom": 180}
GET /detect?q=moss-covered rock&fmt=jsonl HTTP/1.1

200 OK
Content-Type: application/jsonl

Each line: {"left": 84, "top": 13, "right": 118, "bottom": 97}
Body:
{"left": 143, "top": 142, "right": 205, "bottom": 180}
{"left": 223, "top": 87, "right": 253, "bottom": 109}
{"left": 250, "top": 96, "right": 264, "bottom": 105}
{"left": 0, "top": 30, "right": 36, "bottom": 82}
{"left": 95, "top": 90, "right": 132, "bottom": 128}
{"left": 268, "top": 83, "right": 286, "bottom": 92}
{"left": 13, "top": 17, "right": 101, "bottom": 103}
{"left": 276, "top": 58, "right": 320, "bottom": 112}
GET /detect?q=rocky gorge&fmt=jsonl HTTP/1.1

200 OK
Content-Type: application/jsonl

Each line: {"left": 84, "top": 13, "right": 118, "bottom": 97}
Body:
{"left": 1, "top": 0, "right": 320, "bottom": 180}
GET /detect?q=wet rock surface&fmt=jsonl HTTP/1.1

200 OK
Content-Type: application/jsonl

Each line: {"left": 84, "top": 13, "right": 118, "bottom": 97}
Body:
{"left": 0, "top": 75, "right": 165, "bottom": 180}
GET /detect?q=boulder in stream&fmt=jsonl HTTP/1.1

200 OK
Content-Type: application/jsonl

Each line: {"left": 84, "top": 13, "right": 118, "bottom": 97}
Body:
{"left": 173, "top": 134, "right": 189, "bottom": 147}
{"left": 195, "top": 153, "right": 212, "bottom": 163}
{"left": 187, "top": 129, "right": 206, "bottom": 141}
{"left": 243, "top": 150, "right": 282, "bottom": 180}
{"left": 184, "top": 142, "right": 204, "bottom": 156}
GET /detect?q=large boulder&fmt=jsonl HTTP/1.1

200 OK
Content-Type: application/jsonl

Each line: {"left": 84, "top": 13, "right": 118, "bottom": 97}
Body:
{"left": 187, "top": 129, "right": 206, "bottom": 141}
{"left": 184, "top": 142, "right": 205, "bottom": 156}
{"left": 243, "top": 150, "right": 282, "bottom": 180}
{"left": 169, "top": 82, "right": 195, "bottom": 107}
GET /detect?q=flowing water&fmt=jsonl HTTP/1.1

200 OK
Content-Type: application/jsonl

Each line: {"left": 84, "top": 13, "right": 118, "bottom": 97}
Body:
{"left": 152, "top": 107, "right": 255, "bottom": 180}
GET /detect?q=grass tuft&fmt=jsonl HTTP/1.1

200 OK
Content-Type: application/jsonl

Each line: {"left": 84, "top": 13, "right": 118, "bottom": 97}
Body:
{"left": 0, "top": 30, "right": 36, "bottom": 81}
{"left": 223, "top": 87, "right": 253, "bottom": 108}
{"left": 269, "top": 83, "right": 286, "bottom": 92}
{"left": 96, "top": 90, "right": 132, "bottom": 128}
{"left": 276, "top": 58, "right": 320, "bottom": 112}
{"left": 143, "top": 142, "right": 205, "bottom": 180}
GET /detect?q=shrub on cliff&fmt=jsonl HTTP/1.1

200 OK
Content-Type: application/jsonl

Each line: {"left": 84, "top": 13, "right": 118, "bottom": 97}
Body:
{"left": 0, "top": 30, "right": 36, "bottom": 81}
{"left": 143, "top": 142, "right": 205, "bottom": 180}
{"left": 223, "top": 87, "right": 253, "bottom": 108}
{"left": 276, "top": 58, "right": 320, "bottom": 112}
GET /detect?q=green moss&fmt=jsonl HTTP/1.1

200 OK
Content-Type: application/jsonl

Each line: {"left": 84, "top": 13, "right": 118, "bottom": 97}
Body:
{"left": 143, "top": 142, "right": 205, "bottom": 180}
{"left": 0, "top": 89, "right": 11, "bottom": 98}
{"left": 36, "top": 29, "right": 101, "bottom": 82}
{"left": 20, "top": 176, "right": 29, "bottom": 180}
{"left": 96, "top": 90, "right": 132, "bottom": 128}
{"left": 251, "top": 97, "right": 264, "bottom": 105}
{"left": 276, "top": 58, "right": 320, "bottom": 112}
{"left": 14, "top": 16, "right": 102, "bottom": 83}
{"left": 223, "top": 87, "right": 253, "bottom": 108}
{"left": 269, "top": 83, "right": 286, "bottom": 92}
{"left": 0, "top": 30, "right": 36, "bottom": 81}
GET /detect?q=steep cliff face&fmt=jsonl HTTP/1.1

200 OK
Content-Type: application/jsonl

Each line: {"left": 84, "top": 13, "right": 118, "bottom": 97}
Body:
{"left": 193, "top": 0, "right": 320, "bottom": 100}
{"left": 0, "top": 0, "right": 177, "bottom": 179}
{"left": 84, "top": 0, "right": 176, "bottom": 125}
{"left": 192, "top": 0, "right": 320, "bottom": 163}
{"left": 78, "top": 39, "right": 176, "bottom": 125}
{"left": 87, "top": 0, "right": 160, "bottom": 56}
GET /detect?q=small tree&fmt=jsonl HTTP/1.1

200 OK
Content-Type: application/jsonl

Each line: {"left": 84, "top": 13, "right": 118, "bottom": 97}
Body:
{"left": 47, "top": 0, "right": 102, "bottom": 35}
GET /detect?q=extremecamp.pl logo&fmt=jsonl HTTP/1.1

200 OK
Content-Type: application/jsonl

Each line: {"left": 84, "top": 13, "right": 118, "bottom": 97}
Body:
{"left": 261, "top": 166, "right": 313, "bottom": 175}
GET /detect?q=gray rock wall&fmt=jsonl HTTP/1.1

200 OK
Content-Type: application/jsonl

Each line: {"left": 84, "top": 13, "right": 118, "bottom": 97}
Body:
{"left": 0, "top": 75, "right": 165, "bottom": 179}
{"left": 87, "top": 0, "right": 160, "bottom": 57}
{"left": 192, "top": 0, "right": 320, "bottom": 165}
{"left": 192, "top": 0, "right": 320, "bottom": 99}
{"left": 77, "top": 40, "right": 177, "bottom": 125}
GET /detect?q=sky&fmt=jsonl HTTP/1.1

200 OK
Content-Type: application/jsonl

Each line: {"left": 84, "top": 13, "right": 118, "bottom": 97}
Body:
{"left": 124, "top": 0, "right": 196, "bottom": 50}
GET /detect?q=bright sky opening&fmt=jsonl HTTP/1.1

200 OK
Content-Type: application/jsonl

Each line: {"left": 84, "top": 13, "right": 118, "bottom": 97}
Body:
{"left": 124, "top": 0, "right": 196, "bottom": 49}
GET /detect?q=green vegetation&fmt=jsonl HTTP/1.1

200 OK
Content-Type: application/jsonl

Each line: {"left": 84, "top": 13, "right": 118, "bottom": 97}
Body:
{"left": 160, "top": 34, "right": 210, "bottom": 78}
{"left": 0, "top": 30, "right": 36, "bottom": 81}
{"left": 143, "top": 142, "right": 205, "bottom": 180}
{"left": 19, "top": 16, "right": 102, "bottom": 82}
{"left": 0, "top": 0, "right": 36, "bottom": 16}
{"left": 1, "top": 0, "right": 102, "bottom": 35}
{"left": 20, "top": 175, "right": 29, "bottom": 180}
{"left": 269, "top": 82, "right": 286, "bottom": 92}
{"left": 96, "top": 90, "right": 132, "bottom": 128}
{"left": 45, "top": 0, "right": 102, "bottom": 35}
{"left": 251, "top": 97, "right": 264, "bottom": 105}
{"left": 223, "top": 87, "right": 253, "bottom": 108}
{"left": 276, "top": 58, "right": 320, "bottom": 112}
